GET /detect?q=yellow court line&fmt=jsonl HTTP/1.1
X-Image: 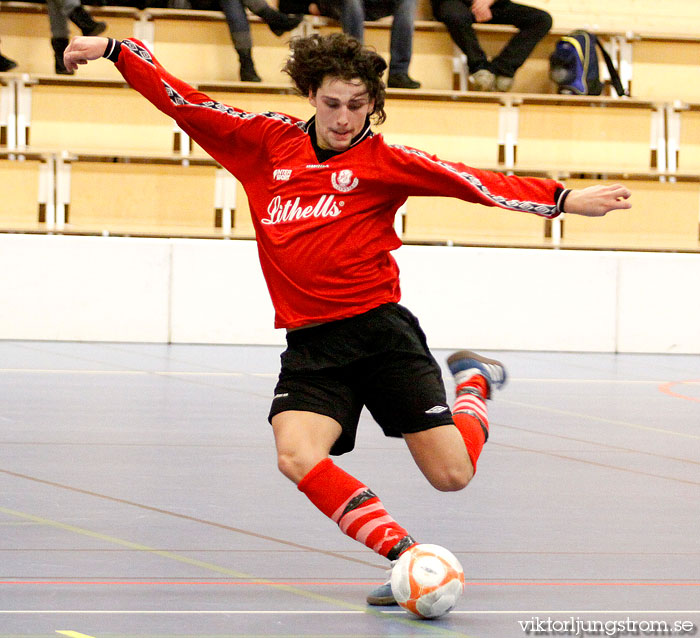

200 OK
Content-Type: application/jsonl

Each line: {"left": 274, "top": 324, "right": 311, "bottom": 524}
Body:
{"left": 0, "top": 506, "right": 473, "bottom": 638}
{"left": 501, "top": 398, "right": 700, "bottom": 440}
{"left": 56, "top": 632, "right": 96, "bottom": 638}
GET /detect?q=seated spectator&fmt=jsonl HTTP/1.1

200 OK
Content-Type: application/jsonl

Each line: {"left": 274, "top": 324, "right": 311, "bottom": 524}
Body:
{"left": 280, "top": 0, "right": 421, "bottom": 89}
{"left": 47, "top": 0, "right": 107, "bottom": 74}
{"left": 0, "top": 41, "right": 18, "bottom": 72}
{"left": 220, "top": 0, "right": 302, "bottom": 81}
{"left": 187, "top": 0, "right": 303, "bottom": 82}
{"left": 430, "top": 0, "right": 551, "bottom": 91}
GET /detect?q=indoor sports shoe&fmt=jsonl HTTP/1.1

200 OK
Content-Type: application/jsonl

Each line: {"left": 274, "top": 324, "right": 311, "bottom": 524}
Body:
{"left": 366, "top": 561, "right": 397, "bottom": 606}
{"left": 447, "top": 350, "right": 507, "bottom": 399}
{"left": 366, "top": 580, "right": 396, "bottom": 606}
{"left": 469, "top": 68, "right": 495, "bottom": 91}
{"left": 495, "top": 75, "right": 514, "bottom": 92}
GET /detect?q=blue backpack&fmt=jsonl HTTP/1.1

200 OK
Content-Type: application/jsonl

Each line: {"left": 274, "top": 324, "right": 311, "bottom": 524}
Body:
{"left": 549, "top": 30, "right": 626, "bottom": 96}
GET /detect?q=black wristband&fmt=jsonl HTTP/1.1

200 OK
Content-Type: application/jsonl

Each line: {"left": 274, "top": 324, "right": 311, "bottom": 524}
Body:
{"left": 102, "top": 38, "right": 122, "bottom": 63}
{"left": 557, "top": 188, "right": 571, "bottom": 214}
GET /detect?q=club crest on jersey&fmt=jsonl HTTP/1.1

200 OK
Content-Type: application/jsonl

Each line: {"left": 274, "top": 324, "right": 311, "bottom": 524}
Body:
{"left": 331, "top": 169, "right": 358, "bottom": 193}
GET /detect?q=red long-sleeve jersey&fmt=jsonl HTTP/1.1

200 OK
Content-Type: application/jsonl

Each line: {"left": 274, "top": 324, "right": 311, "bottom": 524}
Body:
{"left": 109, "top": 39, "right": 566, "bottom": 329}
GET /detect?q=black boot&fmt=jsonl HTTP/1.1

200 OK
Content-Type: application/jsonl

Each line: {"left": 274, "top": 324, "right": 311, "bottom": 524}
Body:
{"left": 51, "top": 38, "right": 74, "bottom": 75}
{"left": 69, "top": 6, "right": 107, "bottom": 36}
{"left": 0, "top": 53, "right": 18, "bottom": 72}
{"left": 237, "top": 49, "right": 261, "bottom": 82}
{"left": 256, "top": 7, "right": 303, "bottom": 37}
{"left": 387, "top": 73, "right": 421, "bottom": 89}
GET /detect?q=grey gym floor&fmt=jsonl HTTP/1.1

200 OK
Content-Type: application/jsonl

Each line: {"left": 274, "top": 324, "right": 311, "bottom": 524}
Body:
{"left": 1, "top": 340, "right": 698, "bottom": 638}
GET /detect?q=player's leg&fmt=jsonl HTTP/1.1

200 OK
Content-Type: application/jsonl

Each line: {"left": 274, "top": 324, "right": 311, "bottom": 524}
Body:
{"left": 365, "top": 348, "right": 506, "bottom": 606}
{"left": 403, "top": 424, "right": 474, "bottom": 491}
{"left": 405, "top": 348, "right": 508, "bottom": 488}
{"left": 405, "top": 350, "right": 509, "bottom": 490}
{"left": 446, "top": 349, "right": 507, "bottom": 465}
{"left": 271, "top": 409, "right": 341, "bottom": 483}
{"left": 272, "top": 409, "right": 417, "bottom": 560}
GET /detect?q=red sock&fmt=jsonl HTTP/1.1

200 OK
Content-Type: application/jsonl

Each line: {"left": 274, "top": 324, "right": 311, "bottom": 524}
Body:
{"left": 452, "top": 376, "right": 489, "bottom": 472}
{"left": 298, "top": 458, "right": 415, "bottom": 560}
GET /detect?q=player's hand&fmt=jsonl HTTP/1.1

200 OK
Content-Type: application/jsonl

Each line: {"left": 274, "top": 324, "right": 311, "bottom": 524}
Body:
{"left": 471, "top": 0, "right": 493, "bottom": 22}
{"left": 64, "top": 36, "right": 110, "bottom": 73}
{"left": 563, "top": 183, "right": 632, "bottom": 217}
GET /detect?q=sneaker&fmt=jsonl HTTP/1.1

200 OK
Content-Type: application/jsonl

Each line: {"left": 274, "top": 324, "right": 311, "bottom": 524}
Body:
{"left": 366, "top": 579, "right": 396, "bottom": 605}
{"left": 469, "top": 68, "right": 495, "bottom": 92}
{"left": 495, "top": 75, "right": 514, "bottom": 92}
{"left": 366, "top": 561, "right": 397, "bottom": 606}
{"left": 387, "top": 73, "right": 421, "bottom": 89}
{"left": 447, "top": 350, "right": 507, "bottom": 399}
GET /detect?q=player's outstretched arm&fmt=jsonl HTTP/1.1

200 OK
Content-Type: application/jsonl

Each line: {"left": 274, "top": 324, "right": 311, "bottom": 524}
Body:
{"left": 563, "top": 183, "right": 632, "bottom": 217}
{"left": 64, "top": 36, "right": 109, "bottom": 73}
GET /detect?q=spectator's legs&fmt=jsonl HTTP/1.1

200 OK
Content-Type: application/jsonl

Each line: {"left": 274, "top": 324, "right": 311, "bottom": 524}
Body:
{"left": 339, "top": 0, "right": 365, "bottom": 41}
{"left": 46, "top": 0, "right": 73, "bottom": 74}
{"left": 47, "top": 0, "right": 71, "bottom": 40}
{"left": 219, "top": 0, "right": 262, "bottom": 81}
{"left": 242, "top": 0, "right": 303, "bottom": 37}
{"left": 387, "top": 0, "right": 415, "bottom": 76}
{"left": 488, "top": 0, "right": 552, "bottom": 77}
{"left": 66, "top": 0, "right": 108, "bottom": 37}
{"left": 433, "top": 0, "right": 489, "bottom": 74}
{"left": 0, "top": 40, "right": 18, "bottom": 72}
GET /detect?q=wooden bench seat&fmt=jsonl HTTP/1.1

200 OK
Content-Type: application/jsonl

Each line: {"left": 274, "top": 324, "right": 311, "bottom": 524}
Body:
{"left": 559, "top": 175, "right": 700, "bottom": 252}
{"left": 19, "top": 76, "right": 177, "bottom": 153}
{"left": 0, "top": 150, "right": 51, "bottom": 231}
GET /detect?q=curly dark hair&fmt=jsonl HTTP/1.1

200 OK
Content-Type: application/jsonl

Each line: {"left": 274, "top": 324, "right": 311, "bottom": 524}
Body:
{"left": 283, "top": 33, "right": 388, "bottom": 125}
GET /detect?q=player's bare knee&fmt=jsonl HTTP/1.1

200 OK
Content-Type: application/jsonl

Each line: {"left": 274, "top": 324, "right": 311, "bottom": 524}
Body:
{"left": 428, "top": 464, "right": 474, "bottom": 492}
{"left": 276, "top": 451, "right": 305, "bottom": 484}
{"left": 276, "top": 449, "right": 322, "bottom": 485}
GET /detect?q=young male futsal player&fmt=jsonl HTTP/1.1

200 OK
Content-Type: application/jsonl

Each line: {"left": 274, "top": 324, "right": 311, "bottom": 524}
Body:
{"left": 64, "top": 33, "right": 632, "bottom": 605}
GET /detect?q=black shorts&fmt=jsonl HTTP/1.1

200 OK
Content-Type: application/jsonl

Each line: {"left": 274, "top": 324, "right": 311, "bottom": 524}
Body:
{"left": 268, "top": 303, "right": 454, "bottom": 456}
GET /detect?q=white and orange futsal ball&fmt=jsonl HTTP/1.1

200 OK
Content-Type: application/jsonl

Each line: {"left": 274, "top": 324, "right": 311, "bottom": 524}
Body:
{"left": 390, "top": 544, "right": 465, "bottom": 619}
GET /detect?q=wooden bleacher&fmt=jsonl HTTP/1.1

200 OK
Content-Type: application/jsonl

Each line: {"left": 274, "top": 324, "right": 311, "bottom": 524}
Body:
{"left": 22, "top": 76, "right": 175, "bottom": 152}
{"left": 559, "top": 175, "right": 700, "bottom": 251}
{"left": 673, "top": 104, "right": 700, "bottom": 173}
{"left": 1, "top": 0, "right": 699, "bottom": 250}
{"left": 0, "top": 150, "right": 50, "bottom": 232}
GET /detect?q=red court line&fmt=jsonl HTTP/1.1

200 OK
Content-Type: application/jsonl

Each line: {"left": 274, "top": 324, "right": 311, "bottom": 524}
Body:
{"left": 1, "top": 581, "right": 699, "bottom": 587}
{"left": 658, "top": 380, "right": 700, "bottom": 403}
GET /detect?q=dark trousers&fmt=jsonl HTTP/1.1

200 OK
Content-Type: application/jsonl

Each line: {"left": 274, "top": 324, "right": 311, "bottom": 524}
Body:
{"left": 431, "top": 0, "right": 552, "bottom": 77}
{"left": 319, "top": 0, "right": 416, "bottom": 75}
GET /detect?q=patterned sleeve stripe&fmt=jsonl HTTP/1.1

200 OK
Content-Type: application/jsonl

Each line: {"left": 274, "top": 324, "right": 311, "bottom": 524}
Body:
{"left": 122, "top": 39, "right": 155, "bottom": 66}
{"left": 161, "top": 81, "right": 301, "bottom": 127}
{"left": 392, "top": 144, "right": 560, "bottom": 218}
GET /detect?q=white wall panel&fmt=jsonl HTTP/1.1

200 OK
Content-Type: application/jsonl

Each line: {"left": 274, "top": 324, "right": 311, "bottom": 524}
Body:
{"left": 617, "top": 253, "right": 700, "bottom": 353}
{"left": 169, "top": 239, "right": 281, "bottom": 345}
{"left": 2, "top": 235, "right": 699, "bottom": 353}
{"left": 0, "top": 235, "right": 170, "bottom": 342}
{"left": 396, "top": 246, "right": 619, "bottom": 352}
